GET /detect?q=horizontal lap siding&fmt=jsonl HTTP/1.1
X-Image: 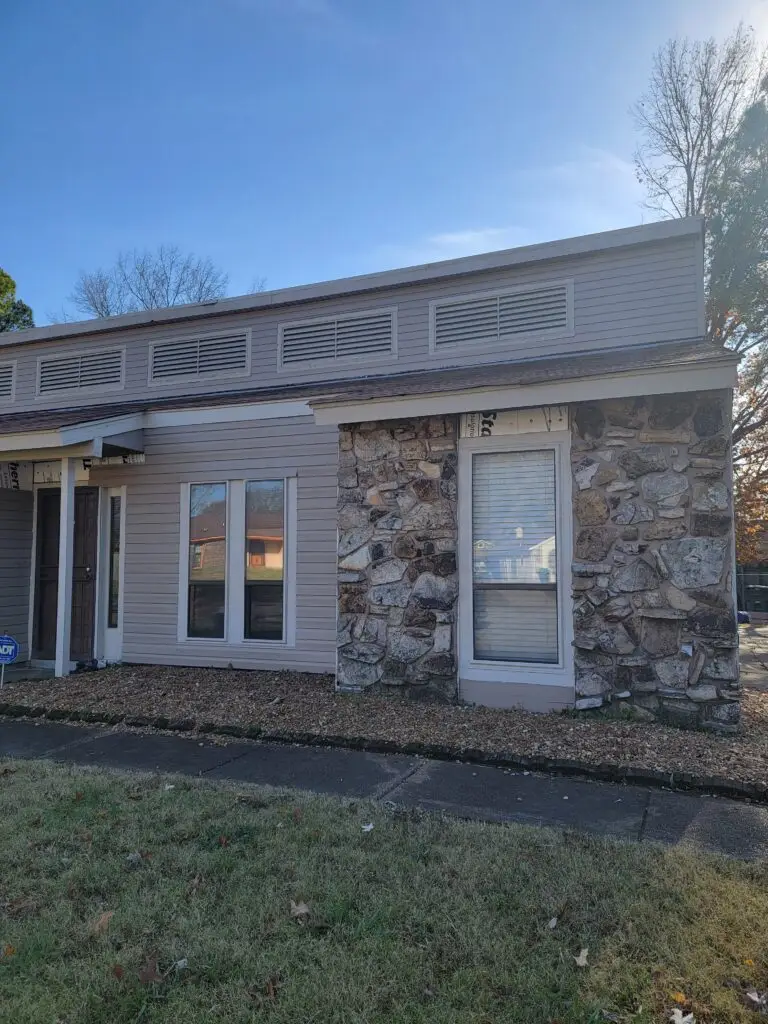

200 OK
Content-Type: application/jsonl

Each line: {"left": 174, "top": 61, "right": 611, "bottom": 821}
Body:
{"left": 0, "top": 490, "right": 33, "bottom": 659}
{"left": 5, "top": 238, "right": 701, "bottom": 413}
{"left": 90, "top": 417, "right": 338, "bottom": 673}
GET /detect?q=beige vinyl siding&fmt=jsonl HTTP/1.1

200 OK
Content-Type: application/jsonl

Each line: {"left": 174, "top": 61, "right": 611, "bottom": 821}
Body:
{"left": 0, "top": 489, "right": 33, "bottom": 660}
{"left": 90, "top": 416, "right": 338, "bottom": 672}
{"left": 4, "top": 236, "right": 702, "bottom": 413}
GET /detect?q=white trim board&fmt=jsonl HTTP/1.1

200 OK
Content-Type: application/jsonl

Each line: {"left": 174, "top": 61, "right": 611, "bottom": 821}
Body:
{"left": 145, "top": 400, "right": 311, "bottom": 428}
{"left": 312, "top": 361, "right": 738, "bottom": 426}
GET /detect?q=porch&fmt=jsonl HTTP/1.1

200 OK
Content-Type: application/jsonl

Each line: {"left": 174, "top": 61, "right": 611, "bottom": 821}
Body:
{"left": 0, "top": 408, "right": 143, "bottom": 676}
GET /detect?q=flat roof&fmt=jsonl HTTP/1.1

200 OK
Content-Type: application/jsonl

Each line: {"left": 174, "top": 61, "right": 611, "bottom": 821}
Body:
{"left": 1, "top": 217, "right": 704, "bottom": 349}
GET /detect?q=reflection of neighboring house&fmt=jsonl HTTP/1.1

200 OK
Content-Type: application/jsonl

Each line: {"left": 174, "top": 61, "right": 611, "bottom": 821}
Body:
{"left": 517, "top": 534, "right": 556, "bottom": 580}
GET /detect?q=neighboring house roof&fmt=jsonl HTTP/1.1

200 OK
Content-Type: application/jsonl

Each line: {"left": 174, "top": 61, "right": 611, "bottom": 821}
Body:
{"left": 0, "top": 336, "right": 738, "bottom": 439}
{"left": 1, "top": 219, "right": 704, "bottom": 349}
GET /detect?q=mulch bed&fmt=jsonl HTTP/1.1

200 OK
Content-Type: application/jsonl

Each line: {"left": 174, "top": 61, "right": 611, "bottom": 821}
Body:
{"left": 3, "top": 665, "right": 768, "bottom": 801}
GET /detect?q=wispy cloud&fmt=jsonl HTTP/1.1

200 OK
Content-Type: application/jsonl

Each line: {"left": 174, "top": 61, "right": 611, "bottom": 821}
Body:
{"left": 367, "top": 226, "right": 536, "bottom": 271}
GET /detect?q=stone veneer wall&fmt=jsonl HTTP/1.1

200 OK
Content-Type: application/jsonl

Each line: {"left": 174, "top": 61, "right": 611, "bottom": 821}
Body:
{"left": 571, "top": 389, "right": 739, "bottom": 730}
{"left": 336, "top": 416, "right": 459, "bottom": 701}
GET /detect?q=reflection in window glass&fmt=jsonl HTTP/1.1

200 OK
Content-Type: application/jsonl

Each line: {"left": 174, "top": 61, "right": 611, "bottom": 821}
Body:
{"left": 107, "top": 495, "right": 121, "bottom": 629}
{"left": 245, "top": 480, "right": 284, "bottom": 640}
{"left": 188, "top": 483, "right": 227, "bottom": 638}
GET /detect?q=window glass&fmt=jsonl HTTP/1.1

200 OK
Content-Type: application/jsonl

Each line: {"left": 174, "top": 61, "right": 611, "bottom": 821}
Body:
{"left": 188, "top": 483, "right": 227, "bottom": 638}
{"left": 107, "top": 495, "right": 121, "bottom": 629}
{"left": 472, "top": 450, "right": 558, "bottom": 663}
{"left": 245, "top": 480, "right": 284, "bottom": 640}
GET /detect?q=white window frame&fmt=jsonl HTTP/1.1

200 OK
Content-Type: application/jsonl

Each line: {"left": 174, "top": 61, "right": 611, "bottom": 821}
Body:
{"left": 277, "top": 307, "right": 398, "bottom": 372}
{"left": 148, "top": 328, "right": 252, "bottom": 388}
{"left": 96, "top": 485, "right": 127, "bottom": 664}
{"left": 177, "top": 475, "right": 296, "bottom": 647}
{"left": 457, "top": 430, "right": 573, "bottom": 689}
{"left": 0, "top": 361, "right": 17, "bottom": 403}
{"left": 428, "top": 279, "right": 574, "bottom": 355}
{"left": 35, "top": 347, "right": 126, "bottom": 399}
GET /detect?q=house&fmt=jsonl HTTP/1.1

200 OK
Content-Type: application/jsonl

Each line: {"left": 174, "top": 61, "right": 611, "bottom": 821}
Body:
{"left": 0, "top": 218, "right": 741, "bottom": 728}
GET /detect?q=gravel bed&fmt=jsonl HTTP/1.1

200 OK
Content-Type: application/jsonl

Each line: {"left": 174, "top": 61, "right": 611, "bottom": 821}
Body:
{"left": 3, "top": 664, "right": 768, "bottom": 789}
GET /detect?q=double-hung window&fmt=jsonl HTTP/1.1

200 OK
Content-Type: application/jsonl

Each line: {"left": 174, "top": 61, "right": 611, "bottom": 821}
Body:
{"left": 181, "top": 478, "right": 293, "bottom": 644}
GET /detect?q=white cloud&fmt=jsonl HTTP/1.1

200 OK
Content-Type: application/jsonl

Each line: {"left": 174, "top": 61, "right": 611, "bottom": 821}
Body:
{"left": 367, "top": 225, "right": 535, "bottom": 271}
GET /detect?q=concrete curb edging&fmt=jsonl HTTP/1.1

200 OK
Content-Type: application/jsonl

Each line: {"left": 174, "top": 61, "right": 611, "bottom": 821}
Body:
{"left": 0, "top": 700, "right": 765, "bottom": 804}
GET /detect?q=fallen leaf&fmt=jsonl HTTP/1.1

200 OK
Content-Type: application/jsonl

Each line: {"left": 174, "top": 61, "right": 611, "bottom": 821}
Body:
{"left": 745, "top": 988, "right": 768, "bottom": 1010}
{"left": 548, "top": 917, "right": 558, "bottom": 930}
{"left": 574, "top": 948, "right": 589, "bottom": 968}
{"left": 600, "top": 1013, "right": 620, "bottom": 1023}
{"left": 292, "top": 808, "right": 302, "bottom": 823}
{"left": 290, "top": 900, "right": 310, "bottom": 923}
{"left": 669, "top": 1010, "right": 695, "bottom": 1024}
{"left": 265, "top": 975, "right": 280, "bottom": 999}
{"left": 138, "top": 956, "right": 163, "bottom": 984}
{"left": 172, "top": 958, "right": 188, "bottom": 972}
{"left": 164, "top": 784, "right": 175, "bottom": 791}
{"left": 90, "top": 910, "right": 114, "bottom": 936}
{"left": 671, "top": 992, "right": 687, "bottom": 1005}
{"left": 361, "top": 823, "right": 374, "bottom": 833}
{"left": 111, "top": 964, "right": 125, "bottom": 980}
{"left": 1, "top": 944, "right": 16, "bottom": 959}
{"left": 0, "top": 767, "right": 16, "bottom": 777}
{"left": 218, "top": 835, "right": 230, "bottom": 847}
{"left": 74, "top": 791, "right": 84, "bottom": 802}
{"left": 745, "top": 959, "right": 755, "bottom": 967}
{"left": 188, "top": 874, "right": 203, "bottom": 894}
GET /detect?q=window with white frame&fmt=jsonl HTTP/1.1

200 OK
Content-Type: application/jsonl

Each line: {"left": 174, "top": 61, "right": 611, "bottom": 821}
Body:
{"left": 182, "top": 479, "right": 291, "bottom": 643}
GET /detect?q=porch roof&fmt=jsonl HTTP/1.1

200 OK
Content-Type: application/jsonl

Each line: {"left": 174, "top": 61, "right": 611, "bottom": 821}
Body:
{"left": 0, "top": 407, "right": 144, "bottom": 459}
{"left": 310, "top": 338, "right": 740, "bottom": 425}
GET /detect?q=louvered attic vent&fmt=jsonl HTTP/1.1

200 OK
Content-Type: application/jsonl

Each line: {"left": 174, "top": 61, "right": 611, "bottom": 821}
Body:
{"left": 431, "top": 283, "right": 571, "bottom": 350}
{"left": 150, "top": 332, "right": 250, "bottom": 384}
{"left": 38, "top": 349, "right": 124, "bottom": 395}
{"left": 0, "top": 364, "right": 14, "bottom": 402}
{"left": 279, "top": 309, "right": 396, "bottom": 368}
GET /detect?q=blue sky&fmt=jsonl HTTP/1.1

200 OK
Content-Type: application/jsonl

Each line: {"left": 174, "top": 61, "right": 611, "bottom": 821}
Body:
{"left": 4, "top": 0, "right": 767, "bottom": 322}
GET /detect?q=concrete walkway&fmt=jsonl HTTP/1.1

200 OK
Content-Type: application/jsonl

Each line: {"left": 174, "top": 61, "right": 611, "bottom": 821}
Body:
{"left": 2, "top": 717, "right": 768, "bottom": 859}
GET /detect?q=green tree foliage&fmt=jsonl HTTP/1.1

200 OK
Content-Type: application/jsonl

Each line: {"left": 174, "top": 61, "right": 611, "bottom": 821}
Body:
{"left": 0, "top": 268, "right": 34, "bottom": 332}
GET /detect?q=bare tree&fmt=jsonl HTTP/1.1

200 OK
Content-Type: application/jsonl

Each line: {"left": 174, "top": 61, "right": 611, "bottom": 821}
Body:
{"left": 69, "top": 245, "right": 229, "bottom": 318}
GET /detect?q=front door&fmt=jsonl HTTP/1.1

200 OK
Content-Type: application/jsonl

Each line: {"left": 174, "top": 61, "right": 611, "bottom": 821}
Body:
{"left": 34, "top": 487, "right": 99, "bottom": 662}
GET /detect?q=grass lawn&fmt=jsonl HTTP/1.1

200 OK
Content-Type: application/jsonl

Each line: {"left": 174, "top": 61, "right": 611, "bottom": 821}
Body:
{"left": 1, "top": 763, "right": 767, "bottom": 1024}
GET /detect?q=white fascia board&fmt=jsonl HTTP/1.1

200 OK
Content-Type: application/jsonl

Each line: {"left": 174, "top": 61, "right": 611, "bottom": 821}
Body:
{"left": 0, "top": 443, "right": 98, "bottom": 460}
{"left": 144, "top": 400, "right": 311, "bottom": 428}
{"left": 58, "top": 413, "right": 146, "bottom": 446}
{"left": 312, "top": 360, "right": 737, "bottom": 427}
{"left": 2, "top": 218, "right": 704, "bottom": 348}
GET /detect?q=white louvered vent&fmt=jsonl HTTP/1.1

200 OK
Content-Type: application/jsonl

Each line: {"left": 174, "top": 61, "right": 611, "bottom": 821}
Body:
{"left": 0, "top": 364, "right": 14, "bottom": 402}
{"left": 279, "top": 310, "right": 396, "bottom": 368}
{"left": 38, "top": 349, "right": 124, "bottom": 395}
{"left": 432, "top": 283, "right": 571, "bottom": 350}
{"left": 150, "top": 332, "right": 250, "bottom": 383}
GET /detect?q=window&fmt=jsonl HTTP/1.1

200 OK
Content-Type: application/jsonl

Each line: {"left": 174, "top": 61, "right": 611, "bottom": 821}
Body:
{"left": 245, "top": 481, "right": 285, "bottom": 640}
{"left": 471, "top": 450, "right": 558, "bottom": 663}
{"left": 107, "top": 495, "right": 122, "bottom": 629}
{"left": 188, "top": 483, "right": 227, "bottom": 639}
{"left": 181, "top": 478, "right": 293, "bottom": 644}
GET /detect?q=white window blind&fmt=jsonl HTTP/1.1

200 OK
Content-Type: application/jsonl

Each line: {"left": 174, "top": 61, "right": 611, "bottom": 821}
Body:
{"left": 279, "top": 310, "right": 395, "bottom": 368}
{"left": 38, "top": 350, "right": 124, "bottom": 394}
{"left": 471, "top": 450, "right": 558, "bottom": 663}
{"left": 432, "top": 284, "right": 570, "bottom": 350}
{"left": 0, "top": 364, "right": 14, "bottom": 401}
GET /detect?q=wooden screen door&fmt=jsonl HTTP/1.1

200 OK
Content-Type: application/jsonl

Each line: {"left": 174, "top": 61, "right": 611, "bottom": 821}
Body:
{"left": 34, "top": 487, "right": 99, "bottom": 662}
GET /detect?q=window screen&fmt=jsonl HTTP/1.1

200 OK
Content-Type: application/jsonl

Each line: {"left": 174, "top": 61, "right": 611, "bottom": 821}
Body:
{"left": 471, "top": 450, "right": 558, "bottom": 663}
{"left": 188, "top": 483, "right": 227, "bottom": 639}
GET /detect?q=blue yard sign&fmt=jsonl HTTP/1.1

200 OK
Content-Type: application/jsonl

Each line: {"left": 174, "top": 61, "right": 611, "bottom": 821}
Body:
{"left": 0, "top": 635, "right": 18, "bottom": 688}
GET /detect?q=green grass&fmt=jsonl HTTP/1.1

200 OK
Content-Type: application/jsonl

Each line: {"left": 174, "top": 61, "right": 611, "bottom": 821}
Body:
{"left": 1, "top": 761, "right": 767, "bottom": 1023}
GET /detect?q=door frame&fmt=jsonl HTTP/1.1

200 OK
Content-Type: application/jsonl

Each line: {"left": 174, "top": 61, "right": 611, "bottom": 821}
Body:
{"left": 457, "top": 429, "right": 574, "bottom": 707}
{"left": 28, "top": 481, "right": 104, "bottom": 669}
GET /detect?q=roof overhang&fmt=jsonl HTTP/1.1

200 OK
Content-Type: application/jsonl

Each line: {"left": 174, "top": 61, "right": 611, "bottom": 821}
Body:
{"left": 312, "top": 356, "right": 738, "bottom": 427}
{"left": 0, "top": 413, "right": 145, "bottom": 459}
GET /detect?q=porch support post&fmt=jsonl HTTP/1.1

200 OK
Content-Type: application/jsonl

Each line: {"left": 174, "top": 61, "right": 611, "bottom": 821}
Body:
{"left": 54, "top": 457, "right": 75, "bottom": 677}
